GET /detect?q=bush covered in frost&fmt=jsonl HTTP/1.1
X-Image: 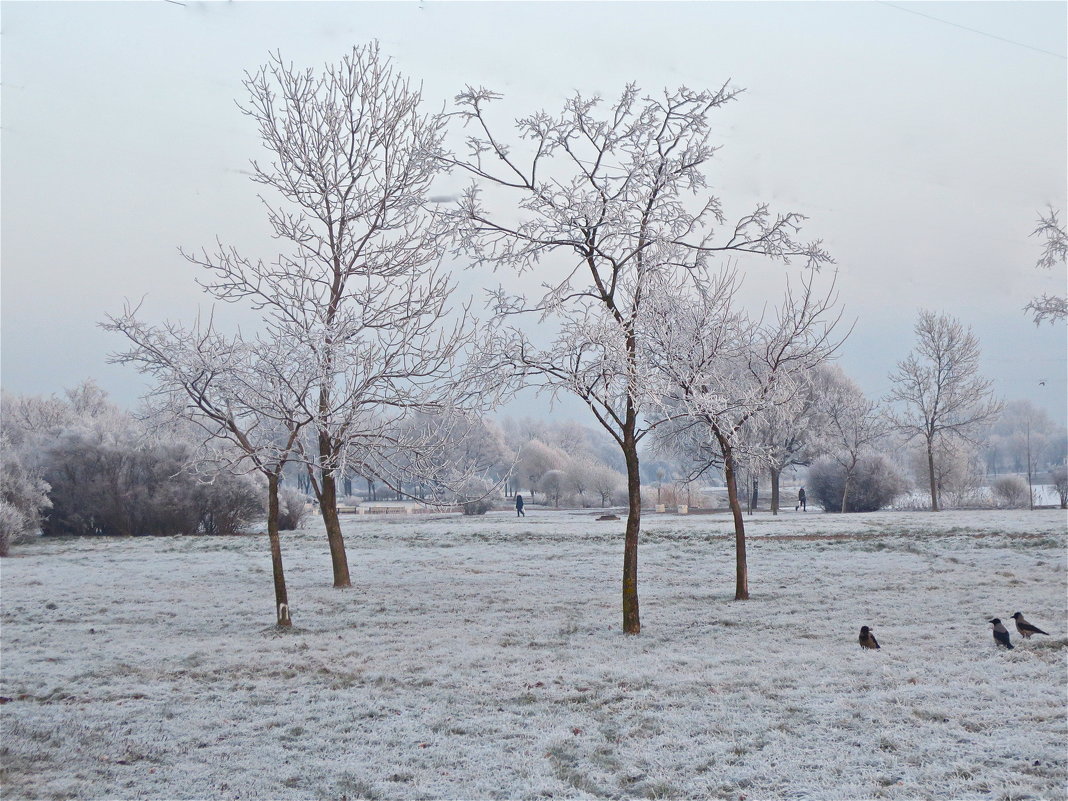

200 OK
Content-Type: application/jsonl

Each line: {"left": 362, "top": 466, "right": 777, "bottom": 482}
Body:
{"left": 277, "top": 486, "right": 310, "bottom": 530}
{"left": 0, "top": 434, "right": 52, "bottom": 556}
{"left": 2, "top": 382, "right": 265, "bottom": 539}
{"left": 991, "top": 475, "right": 1029, "bottom": 509}
{"left": 808, "top": 454, "right": 908, "bottom": 512}
{"left": 40, "top": 424, "right": 263, "bottom": 537}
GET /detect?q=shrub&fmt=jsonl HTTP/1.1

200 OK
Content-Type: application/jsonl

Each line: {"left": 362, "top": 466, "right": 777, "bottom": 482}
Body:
{"left": 277, "top": 487, "right": 310, "bottom": 530}
{"left": 197, "top": 474, "right": 264, "bottom": 535}
{"left": 0, "top": 435, "right": 51, "bottom": 555}
{"left": 461, "top": 499, "right": 491, "bottom": 515}
{"left": 808, "top": 454, "right": 908, "bottom": 512}
{"left": 0, "top": 502, "right": 31, "bottom": 557}
{"left": 3, "top": 385, "right": 266, "bottom": 538}
{"left": 991, "top": 475, "right": 1029, "bottom": 508}
{"left": 1051, "top": 466, "right": 1068, "bottom": 510}
{"left": 39, "top": 424, "right": 263, "bottom": 537}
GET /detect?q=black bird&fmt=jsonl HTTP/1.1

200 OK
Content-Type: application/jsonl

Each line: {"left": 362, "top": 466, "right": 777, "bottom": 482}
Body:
{"left": 989, "top": 618, "right": 1014, "bottom": 649}
{"left": 1011, "top": 612, "right": 1049, "bottom": 639}
{"left": 859, "top": 625, "right": 880, "bottom": 650}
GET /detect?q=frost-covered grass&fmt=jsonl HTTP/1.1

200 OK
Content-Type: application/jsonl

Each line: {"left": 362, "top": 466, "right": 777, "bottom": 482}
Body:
{"left": 2, "top": 508, "right": 1065, "bottom": 800}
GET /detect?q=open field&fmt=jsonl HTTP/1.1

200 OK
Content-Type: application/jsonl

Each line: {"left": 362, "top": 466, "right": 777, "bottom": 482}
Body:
{"left": 2, "top": 508, "right": 1066, "bottom": 800}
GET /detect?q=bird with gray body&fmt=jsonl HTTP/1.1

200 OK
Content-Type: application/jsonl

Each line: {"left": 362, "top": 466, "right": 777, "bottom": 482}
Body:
{"left": 1011, "top": 612, "right": 1048, "bottom": 639}
{"left": 989, "top": 618, "right": 1014, "bottom": 649}
{"left": 859, "top": 625, "right": 880, "bottom": 649}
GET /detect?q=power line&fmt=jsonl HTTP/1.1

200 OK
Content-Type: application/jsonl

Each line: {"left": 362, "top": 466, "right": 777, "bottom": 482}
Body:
{"left": 878, "top": 1, "right": 1067, "bottom": 60}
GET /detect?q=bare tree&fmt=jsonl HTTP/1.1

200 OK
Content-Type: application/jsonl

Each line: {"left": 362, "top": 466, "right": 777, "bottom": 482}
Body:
{"left": 648, "top": 270, "right": 842, "bottom": 599}
{"left": 589, "top": 464, "right": 626, "bottom": 508}
{"left": 887, "top": 310, "right": 1003, "bottom": 511}
{"left": 815, "top": 366, "right": 887, "bottom": 513}
{"left": 744, "top": 365, "right": 836, "bottom": 514}
{"left": 447, "top": 83, "right": 831, "bottom": 632}
{"left": 184, "top": 44, "right": 470, "bottom": 588}
{"left": 105, "top": 311, "right": 316, "bottom": 628}
{"left": 1025, "top": 206, "right": 1067, "bottom": 325}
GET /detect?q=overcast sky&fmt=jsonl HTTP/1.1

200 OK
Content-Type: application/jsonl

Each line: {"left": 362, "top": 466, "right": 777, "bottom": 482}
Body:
{"left": 2, "top": 1, "right": 1065, "bottom": 425}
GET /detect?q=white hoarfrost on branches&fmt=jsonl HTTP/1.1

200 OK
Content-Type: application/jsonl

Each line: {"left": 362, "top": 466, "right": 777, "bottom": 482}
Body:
{"left": 176, "top": 42, "right": 491, "bottom": 589}
{"left": 887, "top": 310, "right": 1003, "bottom": 512}
{"left": 1024, "top": 206, "right": 1067, "bottom": 325}
{"left": 646, "top": 268, "right": 844, "bottom": 599}
{"left": 103, "top": 310, "right": 319, "bottom": 626}
{"left": 813, "top": 365, "right": 888, "bottom": 513}
{"left": 446, "top": 81, "right": 833, "bottom": 633}
{"left": 0, "top": 433, "right": 51, "bottom": 557}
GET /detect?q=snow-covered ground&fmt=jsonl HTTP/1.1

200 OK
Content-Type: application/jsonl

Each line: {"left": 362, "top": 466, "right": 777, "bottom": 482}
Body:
{"left": 2, "top": 508, "right": 1066, "bottom": 800}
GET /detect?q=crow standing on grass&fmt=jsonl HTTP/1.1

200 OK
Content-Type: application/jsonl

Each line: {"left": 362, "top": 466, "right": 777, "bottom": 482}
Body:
{"left": 1010, "top": 612, "right": 1049, "bottom": 639}
{"left": 859, "top": 626, "right": 880, "bottom": 649}
{"left": 989, "top": 618, "right": 1014, "bottom": 649}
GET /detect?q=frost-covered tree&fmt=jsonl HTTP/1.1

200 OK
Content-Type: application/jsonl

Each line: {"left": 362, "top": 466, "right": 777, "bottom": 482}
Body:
{"left": 1024, "top": 206, "right": 1067, "bottom": 325}
{"left": 374, "top": 411, "right": 514, "bottom": 510}
{"left": 184, "top": 43, "right": 477, "bottom": 589}
{"left": 907, "top": 439, "right": 985, "bottom": 510}
{"left": 513, "top": 438, "right": 569, "bottom": 498}
{"left": 538, "top": 469, "right": 569, "bottom": 508}
{"left": 648, "top": 269, "right": 842, "bottom": 599}
{"left": 887, "top": 310, "right": 1002, "bottom": 511}
{"left": 448, "top": 82, "right": 831, "bottom": 631}
{"left": 0, "top": 434, "right": 51, "bottom": 557}
{"left": 743, "top": 365, "right": 835, "bottom": 514}
{"left": 807, "top": 454, "right": 907, "bottom": 513}
{"left": 814, "top": 366, "right": 887, "bottom": 514}
{"left": 589, "top": 463, "right": 626, "bottom": 508}
{"left": 105, "top": 313, "right": 318, "bottom": 627}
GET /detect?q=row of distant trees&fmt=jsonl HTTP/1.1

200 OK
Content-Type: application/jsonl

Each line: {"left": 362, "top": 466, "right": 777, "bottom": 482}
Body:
{"left": 4, "top": 42, "right": 1062, "bottom": 634}
{"left": 326, "top": 387, "right": 1067, "bottom": 515}
{"left": 4, "top": 372, "right": 1062, "bottom": 546}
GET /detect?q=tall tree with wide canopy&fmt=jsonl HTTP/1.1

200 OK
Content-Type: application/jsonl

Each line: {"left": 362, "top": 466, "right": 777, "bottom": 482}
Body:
{"left": 447, "top": 84, "right": 831, "bottom": 631}
{"left": 184, "top": 43, "right": 469, "bottom": 587}
{"left": 887, "top": 310, "right": 1002, "bottom": 511}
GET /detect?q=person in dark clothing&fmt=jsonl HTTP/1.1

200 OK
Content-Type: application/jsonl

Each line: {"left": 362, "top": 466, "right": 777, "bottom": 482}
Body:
{"left": 515, "top": 493, "right": 525, "bottom": 517}
{"left": 796, "top": 487, "right": 806, "bottom": 512}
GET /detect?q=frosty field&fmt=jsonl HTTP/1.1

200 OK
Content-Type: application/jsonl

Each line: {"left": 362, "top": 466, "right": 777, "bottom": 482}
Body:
{"left": 2, "top": 508, "right": 1066, "bottom": 801}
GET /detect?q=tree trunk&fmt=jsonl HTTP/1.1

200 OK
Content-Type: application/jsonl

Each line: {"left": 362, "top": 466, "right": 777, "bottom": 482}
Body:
{"left": 841, "top": 457, "right": 856, "bottom": 514}
{"left": 722, "top": 446, "right": 749, "bottom": 601}
{"left": 770, "top": 467, "right": 780, "bottom": 515}
{"left": 622, "top": 432, "right": 641, "bottom": 634}
{"left": 926, "top": 439, "right": 939, "bottom": 512}
{"left": 318, "top": 469, "right": 352, "bottom": 587}
{"left": 266, "top": 474, "right": 292, "bottom": 627}
{"left": 312, "top": 431, "right": 351, "bottom": 587}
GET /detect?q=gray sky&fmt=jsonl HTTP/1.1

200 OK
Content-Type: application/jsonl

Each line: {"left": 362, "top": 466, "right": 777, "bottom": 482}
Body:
{"left": 2, "top": 1, "right": 1066, "bottom": 424}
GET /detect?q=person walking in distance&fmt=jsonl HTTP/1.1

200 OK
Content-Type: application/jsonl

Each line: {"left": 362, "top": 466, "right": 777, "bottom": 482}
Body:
{"left": 796, "top": 487, "right": 806, "bottom": 512}
{"left": 515, "top": 493, "right": 525, "bottom": 517}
